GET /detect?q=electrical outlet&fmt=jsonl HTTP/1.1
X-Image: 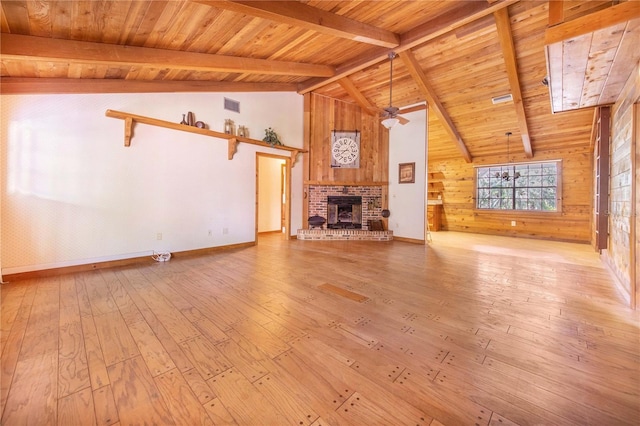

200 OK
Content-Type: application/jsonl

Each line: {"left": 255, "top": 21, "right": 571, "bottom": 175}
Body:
{"left": 511, "top": 221, "right": 516, "bottom": 227}
{"left": 157, "top": 232, "right": 162, "bottom": 240}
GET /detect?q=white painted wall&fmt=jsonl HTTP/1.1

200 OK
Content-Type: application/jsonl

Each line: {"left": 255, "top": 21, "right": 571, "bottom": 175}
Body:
{"left": 258, "top": 156, "right": 285, "bottom": 232}
{"left": 1, "top": 92, "right": 303, "bottom": 274}
{"left": 387, "top": 108, "right": 427, "bottom": 241}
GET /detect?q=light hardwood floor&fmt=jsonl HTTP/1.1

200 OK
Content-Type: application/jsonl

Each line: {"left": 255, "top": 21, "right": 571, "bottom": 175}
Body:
{"left": 1, "top": 232, "right": 639, "bottom": 425}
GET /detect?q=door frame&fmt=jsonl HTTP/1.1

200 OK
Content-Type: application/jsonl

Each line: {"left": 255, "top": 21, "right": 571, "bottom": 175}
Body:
{"left": 255, "top": 152, "right": 291, "bottom": 242}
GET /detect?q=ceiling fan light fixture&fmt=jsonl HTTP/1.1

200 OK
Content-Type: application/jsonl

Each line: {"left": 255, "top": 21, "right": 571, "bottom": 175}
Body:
{"left": 382, "top": 117, "right": 399, "bottom": 129}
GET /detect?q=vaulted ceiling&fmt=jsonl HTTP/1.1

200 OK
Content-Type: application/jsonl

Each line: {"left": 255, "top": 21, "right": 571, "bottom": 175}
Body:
{"left": 1, "top": 1, "right": 638, "bottom": 162}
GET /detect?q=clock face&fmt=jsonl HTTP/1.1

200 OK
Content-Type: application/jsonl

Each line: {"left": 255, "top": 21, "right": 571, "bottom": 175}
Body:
{"left": 332, "top": 137, "right": 359, "bottom": 166}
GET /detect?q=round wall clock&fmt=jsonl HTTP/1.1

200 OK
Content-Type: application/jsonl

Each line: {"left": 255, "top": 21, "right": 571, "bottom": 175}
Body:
{"left": 331, "top": 132, "right": 360, "bottom": 168}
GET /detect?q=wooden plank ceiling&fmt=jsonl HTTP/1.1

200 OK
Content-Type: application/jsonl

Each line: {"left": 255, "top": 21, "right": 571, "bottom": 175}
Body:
{"left": 1, "top": 0, "right": 637, "bottom": 162}
{"left": 544, "top": 1, "right": 640, "bottom": 113}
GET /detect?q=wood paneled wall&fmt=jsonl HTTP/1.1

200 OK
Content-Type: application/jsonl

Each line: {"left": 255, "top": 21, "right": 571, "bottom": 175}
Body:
{"left": 306, "top": 94, "right": 388, "bottom": 184}
{"left": 604, "top": 61, "right": 640, "bottom": 305}
{"left": 428, "top": 147, "right": 594, "bottom": 243}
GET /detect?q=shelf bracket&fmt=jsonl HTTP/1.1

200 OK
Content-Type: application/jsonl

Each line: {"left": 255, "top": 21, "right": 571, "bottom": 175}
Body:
{"left": 228, "top": 138, "right": 239, "bottom": 160}
{"left": 290, "top": 149, "right": 301, "bottom": 166}
{"left": 124, "top": 117, "right": 133, "bottom": 147}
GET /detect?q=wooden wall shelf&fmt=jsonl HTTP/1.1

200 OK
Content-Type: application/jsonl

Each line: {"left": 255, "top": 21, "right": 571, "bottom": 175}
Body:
{"left": 105, "top": 109, "right": 306, "bottom": 166}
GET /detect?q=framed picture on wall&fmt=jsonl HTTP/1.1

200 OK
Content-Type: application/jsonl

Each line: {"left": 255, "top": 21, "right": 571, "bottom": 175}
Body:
{"left": 399, "top": 162, "right": 415, "bottom": 184}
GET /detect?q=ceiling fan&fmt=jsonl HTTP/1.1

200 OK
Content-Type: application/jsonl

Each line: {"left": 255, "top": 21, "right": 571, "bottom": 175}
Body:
{"left": 380, "top": 52, "right": 410, "bottom": 129}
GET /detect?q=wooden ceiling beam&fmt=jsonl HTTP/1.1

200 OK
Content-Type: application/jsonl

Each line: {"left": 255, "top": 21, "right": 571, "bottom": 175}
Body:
{"left": 337, "top": 77, "right": 378, "bottom": 115}
{"left": 297, "top": 0, "right": 518, "bottom": 94}
{"left": 192, "top": 0, "right": 400, "bottom": 48}
{"left": 0, "top": 34, "right": 334, "bottom": 78}
{"left": 494, "top": 7, "right": 533, "bottom": 159}
{"left": 0, "top": 78, "right": 297, "bottom": 94}
{"left": 400, "top": 50, "right": 472, "bottom": 163}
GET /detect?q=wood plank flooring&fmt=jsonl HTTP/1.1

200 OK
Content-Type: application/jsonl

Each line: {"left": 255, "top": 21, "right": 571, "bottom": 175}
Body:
{"left": 1, "top": 232, "right": 639, "bottom": 425}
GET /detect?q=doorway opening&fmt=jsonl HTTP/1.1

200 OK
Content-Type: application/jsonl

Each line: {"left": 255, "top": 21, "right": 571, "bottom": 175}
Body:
{"left": 256, "top": 153, "right": 291, "bottom": 242}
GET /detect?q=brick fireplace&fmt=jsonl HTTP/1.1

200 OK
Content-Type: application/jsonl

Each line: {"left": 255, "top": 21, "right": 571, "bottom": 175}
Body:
{"left": 298, "top": 185, "right": 392, "bottom": 241}
{"left": 307, "top": 185, "right": 383, "bottom": 230}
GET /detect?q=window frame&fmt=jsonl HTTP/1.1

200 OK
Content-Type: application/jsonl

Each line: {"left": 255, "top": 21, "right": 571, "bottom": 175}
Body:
{"left": 473, "top": 160, "right": 563, "bottom": 214}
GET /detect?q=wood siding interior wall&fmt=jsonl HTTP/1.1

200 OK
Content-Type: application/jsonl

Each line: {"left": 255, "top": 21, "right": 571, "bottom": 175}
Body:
{"left": 427, "top": 146, "right": 593, "bottom": 243}
{"left": 605, "top": 61, "right": 640, "bottom": 304}
{"left": 307, "top": 94, "right": 388, "bottom": 184}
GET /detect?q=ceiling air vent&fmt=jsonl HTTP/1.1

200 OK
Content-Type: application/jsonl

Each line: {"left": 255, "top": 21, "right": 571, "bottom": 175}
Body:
{"left": 491, "top": 94, "right": 513, "bottom": 104}
{"left": 224, "top": 97, "right": 240, "bottom": 113}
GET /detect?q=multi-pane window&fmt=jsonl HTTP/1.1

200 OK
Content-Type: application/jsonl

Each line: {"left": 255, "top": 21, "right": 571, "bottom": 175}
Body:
{"left": 476, "top": 161, "right": 561, "bottom": 211}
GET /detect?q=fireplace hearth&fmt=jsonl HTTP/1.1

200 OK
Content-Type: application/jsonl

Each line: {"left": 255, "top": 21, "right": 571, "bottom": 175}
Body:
{"left": 327, "top": 196, "right": 362, "bottom": 229}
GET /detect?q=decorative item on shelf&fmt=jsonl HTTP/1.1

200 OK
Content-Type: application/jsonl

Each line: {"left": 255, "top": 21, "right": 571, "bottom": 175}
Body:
{"left": 381, "top": 209, "right": 391, "bottom": 218}
{"left": 180, "top": 112, "right": 203, "bottom": 127}
{"left": 263, "top": 127, "right": 282, "bottom": 146}
{"left": 237, "top": 125, "right": 247, "bottom": 137}
{"left": 224, "top": 119, "right": 235, "bottom": 135}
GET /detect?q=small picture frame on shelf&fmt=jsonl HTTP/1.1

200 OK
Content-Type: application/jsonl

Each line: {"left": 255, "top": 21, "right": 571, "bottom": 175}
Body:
{"left": 399, "top": 162, "right": 415, "bottom": 184}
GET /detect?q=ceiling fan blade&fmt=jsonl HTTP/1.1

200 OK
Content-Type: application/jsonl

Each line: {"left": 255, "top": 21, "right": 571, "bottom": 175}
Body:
{"left": 397, "top": 115, "right": 410, "bottom": 125}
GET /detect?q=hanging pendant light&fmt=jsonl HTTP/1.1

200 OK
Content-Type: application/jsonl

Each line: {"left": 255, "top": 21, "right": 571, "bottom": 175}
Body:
{"left": 495, "top": 132, "right": 520, "bottom": 181}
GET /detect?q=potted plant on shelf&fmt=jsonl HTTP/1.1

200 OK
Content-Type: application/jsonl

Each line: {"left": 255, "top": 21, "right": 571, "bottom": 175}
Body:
{"left": 263, "top": 127, "right": 283, "bottom": 147}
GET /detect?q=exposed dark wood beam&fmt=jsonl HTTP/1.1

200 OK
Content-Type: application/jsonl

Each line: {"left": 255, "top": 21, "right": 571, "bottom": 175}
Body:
{"left": 1, "top": 34, "right": 334, "bottom": 78}
{"left": 192, "top": 1, "right": 400, "bottom": 48}
{"left": 400, "top": 50, "right": 472, "bottom": 163}
{"left": 0, "top": 78, "right": 297, "bottom": 94}
{"left": 297, "top": 0, "right": 518, "bottom": 94}
{"left": 494, "top": 7, "right": 533, "bottom": 159}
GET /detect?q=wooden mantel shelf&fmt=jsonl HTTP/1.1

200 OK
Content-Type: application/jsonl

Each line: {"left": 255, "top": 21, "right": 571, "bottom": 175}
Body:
{"left": 105, "top": 109, "right": 307, "bottom": 166}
